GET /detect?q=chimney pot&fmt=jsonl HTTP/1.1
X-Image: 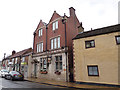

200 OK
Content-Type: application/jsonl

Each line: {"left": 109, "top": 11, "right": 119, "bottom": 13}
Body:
{"left": 12, "top": 50, "right": 16, "bottom": 55}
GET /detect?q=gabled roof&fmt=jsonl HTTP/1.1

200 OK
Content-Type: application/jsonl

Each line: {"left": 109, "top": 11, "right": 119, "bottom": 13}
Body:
{"left": 34, "top": 20, "right": 47, "bottom": 34}
{"left": 73, "top": 24, "right": 120, "bottom": 40}
{"left": 49, "top": 11, "right": 61, "bottom": 23}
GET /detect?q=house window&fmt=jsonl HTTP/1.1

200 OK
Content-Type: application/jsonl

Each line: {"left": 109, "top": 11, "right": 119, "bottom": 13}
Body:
{"left": 87, "top": 65, "right": 99, "bottom": 76}
{"left": 12, "top": 58, "right": 14, "bottom": 63}
{"left": 22, "top": 57, "right": 25, "bottom": 62}
{"left": 15, "top": 58, "right": 18, "bottom": 64}
{"left": 51, "top": 39, "right": 53, "bottom": 49}
{"left": 38, "top": 28, "right": 43, "bottom": 37}
{"left": 40, "top": 58, "right": 47, "bottom": 71}
{"left": 55, "top": 56, "right": 62, "bottom": 70}
{"left": 51, "top": 37, "right": 60, "bottom": 49}
{"left": 52, "top": 21, "right": 58, "bottom": 30}
{"left": 85, "top": 40, "right": 95, "bottom": 48}
{"left": 115, "top": 36, "right": 120, "bottom": 45}
{"left": 37, "top": 42, "right": 43, "bottom": 53}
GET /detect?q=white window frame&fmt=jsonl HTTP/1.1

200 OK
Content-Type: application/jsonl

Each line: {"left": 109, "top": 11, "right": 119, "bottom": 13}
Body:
{"left": 37, "top": 42, "right": 43, "bottom": 53}
{"left": 51, "top": 37, "right": 60, "bottom": 49}
{"left": 51, "top": 39, "right": 53, "bottom": 49}
{"left": 52, "top": 21, "right": 58, "bottom": 30}
{"left": 38, "top": 28, "right": 43, "bottom": 37}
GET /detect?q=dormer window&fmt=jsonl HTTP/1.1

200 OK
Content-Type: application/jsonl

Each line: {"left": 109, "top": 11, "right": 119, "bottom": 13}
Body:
{"left": 52, "top": 21, "right": 58, "bottom": 30}
{"left": 39, "top": 28, "right": 43, "bottom": 37}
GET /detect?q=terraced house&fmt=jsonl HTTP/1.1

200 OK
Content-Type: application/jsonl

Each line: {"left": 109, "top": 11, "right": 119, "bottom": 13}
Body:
{"left": 2, "top": 48, "right": 32, "bottom": 78}
{"left": 73, "top": 24, "right": 120, "bottom": 86}
{"left": 31, "top": 7, "right": 83, "bottom": 82}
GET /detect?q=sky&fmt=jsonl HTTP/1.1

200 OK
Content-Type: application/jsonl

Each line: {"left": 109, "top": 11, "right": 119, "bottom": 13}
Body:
{"left": 0, "top": 0, "right": 119, "bottom": 60}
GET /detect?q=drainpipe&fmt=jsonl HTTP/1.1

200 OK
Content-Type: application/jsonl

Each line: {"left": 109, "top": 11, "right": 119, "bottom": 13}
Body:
{"left": 62, "top": 14, "right": 68, "bottom": 82}
{"left": 33, "top": 32, "right": 36, "bottom": 54}
{"left": 46, "top": 24, "right": 48, "bottom": 51}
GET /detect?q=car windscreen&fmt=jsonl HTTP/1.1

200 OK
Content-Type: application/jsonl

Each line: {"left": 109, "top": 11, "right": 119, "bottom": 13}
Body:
{"left": 1, "top": 70, "right": 9, "bottom": 72}
{"left": 11, "top": 71, "right": 19, "bottom": 74}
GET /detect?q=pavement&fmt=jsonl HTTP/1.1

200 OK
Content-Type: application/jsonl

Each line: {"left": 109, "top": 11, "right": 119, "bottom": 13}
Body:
{"left": 25, "top": 77, "right": 120, "bottom": 89}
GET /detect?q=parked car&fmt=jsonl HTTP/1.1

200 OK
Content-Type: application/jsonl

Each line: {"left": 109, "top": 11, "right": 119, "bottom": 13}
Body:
{"left": 5, "top": 71, "right": 24, "bottom": 81}
{"left": 0, "top": 69, "right": 9, "bottom": 78}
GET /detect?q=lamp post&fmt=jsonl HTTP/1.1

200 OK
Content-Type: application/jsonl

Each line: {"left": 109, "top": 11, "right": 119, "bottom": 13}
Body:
{"left": 62, "top": 14, "right": 68, "bottom": 82}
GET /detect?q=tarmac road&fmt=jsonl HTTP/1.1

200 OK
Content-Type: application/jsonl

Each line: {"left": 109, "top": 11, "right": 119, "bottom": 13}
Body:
{"left": 0, "top": 78, "right": 83, "bottom": 90}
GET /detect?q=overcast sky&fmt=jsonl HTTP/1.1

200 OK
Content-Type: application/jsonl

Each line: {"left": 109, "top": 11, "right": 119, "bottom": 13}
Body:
{"left": 0, "top": 0, "right": 119, "bottom": 60}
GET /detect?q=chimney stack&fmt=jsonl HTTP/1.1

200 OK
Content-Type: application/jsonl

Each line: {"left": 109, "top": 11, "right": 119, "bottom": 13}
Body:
{"left": 69, "top": 7, "right": 75, "bottom": 17}
{"left": 12, "top": 50, "right": 16, "bottom": 55}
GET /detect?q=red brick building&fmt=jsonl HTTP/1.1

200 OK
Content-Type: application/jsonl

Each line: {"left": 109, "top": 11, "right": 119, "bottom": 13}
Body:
{"left": 32, "top": 7, "right": 83, "bottom": 82}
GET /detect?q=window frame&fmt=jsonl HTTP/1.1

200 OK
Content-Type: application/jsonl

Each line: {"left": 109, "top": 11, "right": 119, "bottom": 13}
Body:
{"left": 38, "top": 28, "right": 43, "bottom": 37}
{"left": 52, "top": 21, "right": 58, "bottom": 31}
{"left": 40, "top": 58, "right": 48, "bottom": 71}
{"left": 85, "top": 40, "right": 95, "bottom": 49}
{"left": 36, "top": 42, "right": 43, "bottom": 53}
{"left": 115, "top": 35, "right": 120, "bottom": 45}
{"left": 55, "top": 56, "right": 62, "bottom": 71}
{"left": 50, "top": 37, "right": 60, "bottom": 50}
{"left": 87, "top": 65, "right": 99, "bottom": 76}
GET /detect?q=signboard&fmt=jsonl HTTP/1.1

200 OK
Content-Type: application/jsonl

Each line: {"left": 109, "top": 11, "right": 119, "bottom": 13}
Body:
{"left": 21, "top": 62, "right": 27, "bottom": 65}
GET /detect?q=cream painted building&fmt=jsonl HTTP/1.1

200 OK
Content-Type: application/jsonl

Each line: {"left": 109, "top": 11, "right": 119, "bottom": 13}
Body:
{"left": 73, "top": 24, "right": 120, "bottom": 86}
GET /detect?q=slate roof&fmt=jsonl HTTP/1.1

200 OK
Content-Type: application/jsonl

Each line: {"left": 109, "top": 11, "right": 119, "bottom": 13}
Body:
{"left": 3, "top": 48, "right": 32, "bottom": 61}
{"left": 73, "top": 24, "right": 120, "bottom": 40}
{"left": 10, "top": 48, "right": 32, "bottom": 58}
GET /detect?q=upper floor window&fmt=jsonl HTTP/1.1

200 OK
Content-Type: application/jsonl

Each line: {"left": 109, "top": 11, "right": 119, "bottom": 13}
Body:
{"left": 37, "top": 42, "right": 43, "bottom": 53}
{"left": 52, "top": 21, "right": 58, "bottom": 30}
{"left": 115, "top": 36, "right": 120, "bottom": 45}
{"left": 87, "top": 65, "right": 99, "bottom": 76}
{"left": 85, "top": 40, "right": 95, "bottom": 49}
{"left": 38, "top": 28, "right": 43, "bottom": 37}
{"left": 51, "top": 37, "right": 60, "bottom": 49}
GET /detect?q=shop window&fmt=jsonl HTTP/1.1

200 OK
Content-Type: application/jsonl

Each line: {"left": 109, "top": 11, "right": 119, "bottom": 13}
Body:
{"left": 55, "top": 56, "right": 62, "bottom": 70}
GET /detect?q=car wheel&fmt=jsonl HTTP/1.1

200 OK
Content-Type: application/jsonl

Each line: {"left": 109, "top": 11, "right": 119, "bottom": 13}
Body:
{"left": 10, "top": 76, "right": 14, "bottom": 81}
{"left": 5, "top": 76, "right": 7, "bottom": 79}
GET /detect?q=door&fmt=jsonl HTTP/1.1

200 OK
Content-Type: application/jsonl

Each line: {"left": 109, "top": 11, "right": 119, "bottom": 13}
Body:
{"left": 24, "top": 65, "right": 28, "bottom": 78}
{"left": 34, "top": 63, "right": 37, "bottom": 77}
